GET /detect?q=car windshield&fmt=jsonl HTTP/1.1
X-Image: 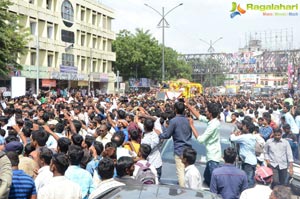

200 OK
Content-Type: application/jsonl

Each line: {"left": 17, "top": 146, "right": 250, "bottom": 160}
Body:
{"left": 161, "top": 122, "right": 234, "bottom": 164}
{"left": 261, "top": 87, "right": 269, "bottom": 93}
{"left": 226, "top": 88, "right": 236, "bottom": 94}
{"left": 98, "top": 185, "right": 222, "bottom": 199}
{"left": 253, "top": 88, "right": 260, "bottom": 93}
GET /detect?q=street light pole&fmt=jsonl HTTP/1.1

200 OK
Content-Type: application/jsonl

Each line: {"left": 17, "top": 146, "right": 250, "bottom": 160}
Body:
{"left": 88, "top": 48, "right": 92, "bottom": 96}
{"left": 199, "top": 37, "right": 223, "bottom": 53}
{"left": 162, "top": 7, "right": 165, "bottom": 82}
{"left": 199, "top": 37, "right": 223, "bottom": 95}
{"left": 145, "top": 3, "right": 183, "bottom": 82}
{"left": 36, "top": 36, "right": 39, "bottom": 95}
{"left": 116, "top": 70, "right": 120, "bottom": 94}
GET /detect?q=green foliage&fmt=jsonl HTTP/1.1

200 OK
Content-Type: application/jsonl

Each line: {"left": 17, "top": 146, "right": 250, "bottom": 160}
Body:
{"left": 0, "top": 0, "right": 29, "bottom": 76}
{"left": 112, "top": 29, "right": 191, "bottom": 81}
{"left": 186, "top": 57, "right": 225, "bottom": 87}
{"left": 165, "top": 47, "right": 192, "bottom": 81}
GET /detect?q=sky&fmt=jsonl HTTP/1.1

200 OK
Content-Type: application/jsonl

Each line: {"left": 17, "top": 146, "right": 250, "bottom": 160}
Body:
{"left": 100, "top": 0, "right": 300, "bottom": 54}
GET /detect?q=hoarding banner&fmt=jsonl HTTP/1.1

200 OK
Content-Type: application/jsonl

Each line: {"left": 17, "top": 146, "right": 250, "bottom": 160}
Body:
{"left": 60, "top": 65, "right": 77, "bottom": 74}
{"left": 11, "top": 77, "right": 26, "bottom": 98}
{"left": 42, "top": 79, "right": 56, "bottom": 87}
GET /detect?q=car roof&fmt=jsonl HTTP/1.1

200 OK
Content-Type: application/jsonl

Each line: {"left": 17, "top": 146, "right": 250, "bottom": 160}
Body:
{"left": 160, "top": 120, "right": 236, "bottom": 163}
{"left": 96, "top": 184, "right": 221, "bottom": 199}
{"left": 193, "top": 121, "right": 236, "bottom": 141}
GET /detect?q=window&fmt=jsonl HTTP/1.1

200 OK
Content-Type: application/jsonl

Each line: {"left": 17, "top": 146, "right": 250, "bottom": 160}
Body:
{"left": 92, "top": 14, "right": 96, "bottom": 25}
{"left": 47, "top": 54, "right": 53, "bottom": 67}
{"left": 107, "top": 40, "right": 112, "bottom": 51}
{"left": 92, "top": 38, "right": 96, "bottom": 48}
{"left": 102, "top": 40, "right": 106, "bottom": 51}
{"left": 61, "top": 30, "right": 74, "bottom": 43}
{"left": 62, "top": 53, "right": 74, "bottom": 66}
{"left": 47, "top": 25, "right": 53, "bottom": 39}
{"left": 81, "top": 59, "right": 85, "bottom": 71}
{"left": 30, "top": 21, "right": 36, "bottom": 35}
{"left": 61, "top": 0, "right": 74, "bottom": 27}
{"left": 46, "top": 0, "right": 52, "bottom": 9}
{"left": 81, "top": 9, "right": 85, "bottom": 21}
{"left": 81, "top": 34, "right": 85, "bottom": 46}
{"left": 30, "top": 52, "right": 36, "bottom": 65}
{"left": 102, "top": 15, "right": 106, "bottom": 29}
{"left": 29, "top": 0, "right": 34, "bottom": 4}
{"left": 92, "top": 61, "right": 96, "bottom": 72}
{"left": 103, "top": 61, "right": 106, "bottom": 72}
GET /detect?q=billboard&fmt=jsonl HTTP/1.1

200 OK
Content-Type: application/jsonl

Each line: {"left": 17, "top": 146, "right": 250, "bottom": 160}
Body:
{"left": 42, "top": 79, "right": 56, "bottom": 87}
{"left": 128, "top": 78, "right": 150, "bottom": 87}
{"left": 11, "top": 76, "right": 26, "bottom": 98}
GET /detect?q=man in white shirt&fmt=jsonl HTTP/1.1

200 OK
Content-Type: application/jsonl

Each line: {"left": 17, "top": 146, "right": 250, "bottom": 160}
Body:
{"left": 46, "top": 120, "right": 63, "bottom": 150}
{"left": 89, "top": 158, "right": 125, "bottom": 199}
{"left": 240, "top": 166, "right": 273, "bottom": 199}
{"left": 35, "top": 147, "right": 53, "bottom": 192}
{"left": 133, "top": 144, "right": 158, "bottom": 184}
{"left": 181, "top": 147, "right": 202, "bottom": 190}
{"left": 73, "top": 106, "right": 85, "bottom": 121}
{"left": 141, "top": 119, "right": 162, "bottom": 181}
{"left": 38, "top": 153, "right": 82, "bottom": 199}
{"left": 95, "top": 124, "right": 112, "bottom": 147}
{"left": 4, "top": 108, "right": 16, "bottom": 127}
{"left": 111, "top": 131, "right": 133, "bottom": 160}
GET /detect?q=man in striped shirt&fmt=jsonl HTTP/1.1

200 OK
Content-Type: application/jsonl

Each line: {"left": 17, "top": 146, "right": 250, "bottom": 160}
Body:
{"left": 6, "top": 151, "right": 37, "bottom": 199}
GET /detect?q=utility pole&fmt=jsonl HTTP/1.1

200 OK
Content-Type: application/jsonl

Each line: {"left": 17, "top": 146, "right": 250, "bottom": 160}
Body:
{"left": 117, "top": 70, "right": 120, "bottom": 94}
{"left": 36, "top": 34, "right": 39, "bottom": 95}
{"left": 88, "top": 48, "right": 92, "bottom": 96}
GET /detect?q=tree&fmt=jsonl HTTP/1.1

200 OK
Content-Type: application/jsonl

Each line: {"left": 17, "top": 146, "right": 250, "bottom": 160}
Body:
{"left": 187, "top": 57, "right": 225, "bottom": 87}
{"left": 0, "top": 0, "right": 29, "bottom": 76}
{"left": 112, "top": 29, "right": 192, "bottom": 81}
{"left": 205, "top": 57, "right": 226, "bottom": 87}
{"left": 164, "top": 47, "right": 192, "bottom": 80}
{"left": 112, "top": 29, "right": 161, "bottom": 80}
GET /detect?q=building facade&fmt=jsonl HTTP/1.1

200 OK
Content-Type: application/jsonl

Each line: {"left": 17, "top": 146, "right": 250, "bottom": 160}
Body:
{"left": 9, "top": 0, "right": 116, "bottom": 94}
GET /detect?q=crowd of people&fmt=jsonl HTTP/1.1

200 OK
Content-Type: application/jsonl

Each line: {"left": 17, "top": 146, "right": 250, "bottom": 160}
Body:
{"left": 0, "top": 89, "right": 299, "bottom": 199}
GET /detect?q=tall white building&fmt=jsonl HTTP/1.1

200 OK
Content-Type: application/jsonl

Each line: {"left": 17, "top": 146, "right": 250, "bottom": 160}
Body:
{"left": 9, "top": 0, "right": 116, "bottom": 94}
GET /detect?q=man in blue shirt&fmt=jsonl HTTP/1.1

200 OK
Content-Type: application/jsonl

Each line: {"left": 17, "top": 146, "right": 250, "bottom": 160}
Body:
{"left": 210, "top": 147, "right": 248, "bottom": 199}
{"left": 65, "top": 145, "right": 94, "bottom": 199}
{"left": 86, "top": 141, "right": 103, "bottom": 176}
{"left": 259, "top": 117, "right": 273, "bottom": 141}
{"left": 6, "top": 151, "right": 37, "bottom": 199}
{"left": 230, "top": 120, "right": 257, "bottom": 188}
{"left": 159, "top": 102, "right": 192, "bottom": 187}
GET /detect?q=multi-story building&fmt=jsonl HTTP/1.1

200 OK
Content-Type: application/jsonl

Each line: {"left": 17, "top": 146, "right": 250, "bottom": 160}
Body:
{"left": 8, "top": 0, "right": 116, "bottom": 94}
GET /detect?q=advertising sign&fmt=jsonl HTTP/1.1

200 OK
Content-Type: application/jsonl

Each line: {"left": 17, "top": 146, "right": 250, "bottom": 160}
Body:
{"left": 11, "top": 76, "right": 26, "bottom": 98}
{"left": 42, "top": 79, "right": 56, "bottom": 87}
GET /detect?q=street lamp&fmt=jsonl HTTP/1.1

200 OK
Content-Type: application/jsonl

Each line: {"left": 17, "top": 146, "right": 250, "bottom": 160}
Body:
{"left": 88, "top": 49, "right": 92, "bottom": 96}
{"left": 144, "top": 3, "right": 183, "bottom": 82}
{"left": 199, "top": 37, "right": 223, "bottom": 53}
{"left": 36, "top": 36, "right": 39, "bottom": 95}
{"left": 199, "top": 37, "right": 223, "bottom": 94}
